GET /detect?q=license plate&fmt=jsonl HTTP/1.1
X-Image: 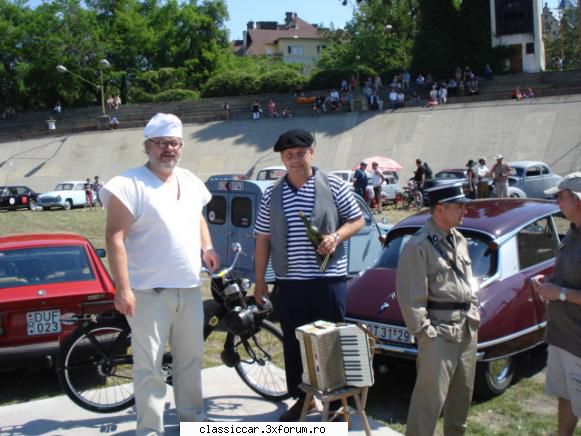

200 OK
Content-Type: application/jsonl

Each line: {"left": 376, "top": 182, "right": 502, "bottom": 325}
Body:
{"left": 365, "top": 321, "right": 414, "bottom": 344}
{"left": 26, "top": 310, "right": 61, "bottom": 336}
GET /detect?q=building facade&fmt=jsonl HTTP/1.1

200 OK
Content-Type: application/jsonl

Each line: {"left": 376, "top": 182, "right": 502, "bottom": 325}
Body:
{"left": 490, "top": 0, "right": 546, "bottom": 72}
{"left": 236, "top": 12, "right": 326, "bottom": 72}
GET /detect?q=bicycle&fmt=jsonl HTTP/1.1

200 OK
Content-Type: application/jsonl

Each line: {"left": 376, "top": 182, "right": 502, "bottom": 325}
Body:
{"left": 401, "top": 180, "right": 424, "bottom": 210}
{"left": 56, "top": 243, "right": 288, "bottom": 414}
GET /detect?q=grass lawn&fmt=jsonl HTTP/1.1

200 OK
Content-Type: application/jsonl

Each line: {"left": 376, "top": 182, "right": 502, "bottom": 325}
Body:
{"left": 1, "top": 206, "right": 578, "bottom": 435}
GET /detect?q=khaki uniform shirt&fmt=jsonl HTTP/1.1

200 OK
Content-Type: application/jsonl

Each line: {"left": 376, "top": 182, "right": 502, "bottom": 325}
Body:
{"left": 396, "top": 218, "right": 480, "bottom": 342}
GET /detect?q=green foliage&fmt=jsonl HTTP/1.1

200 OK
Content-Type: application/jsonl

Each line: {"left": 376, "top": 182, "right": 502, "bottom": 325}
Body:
{"left": 545, "top": 6, "right": 581, "bottom": 70}
{"left": 202, "top": 59, "right": 305, "bottom": 97}
{"left": 0, "top": 0, "right": 229, "bottom": 110}
{"left": 411, "top": 0, "right": 460, "bottom": 77}
{"left": 153, "top": 88, "right": 200, "bottom": 102}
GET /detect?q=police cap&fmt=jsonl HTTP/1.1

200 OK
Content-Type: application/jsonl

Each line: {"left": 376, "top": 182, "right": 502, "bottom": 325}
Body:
{"left": 273, "top": 129, "right": 314, "bottom": 152}
{"left": 427, "top": 182, "right": 471, "bottom": 204}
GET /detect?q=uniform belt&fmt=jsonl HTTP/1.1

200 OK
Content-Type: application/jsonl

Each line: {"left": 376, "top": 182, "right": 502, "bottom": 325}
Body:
{"left": 427, "top": 301, "right": 470, "bottom": 311}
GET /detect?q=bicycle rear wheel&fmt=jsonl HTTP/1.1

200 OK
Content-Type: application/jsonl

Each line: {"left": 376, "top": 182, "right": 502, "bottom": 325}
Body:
{"left": 230, "top": 320, "right": 289, "bottom": 401}
{"left": 57, "top": 318, "right": 135, "bottom": 413}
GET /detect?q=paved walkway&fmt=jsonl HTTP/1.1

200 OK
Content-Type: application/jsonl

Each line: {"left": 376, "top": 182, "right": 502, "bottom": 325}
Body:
{"left": 0, "top": 365, "right": 401, "bottom": 435}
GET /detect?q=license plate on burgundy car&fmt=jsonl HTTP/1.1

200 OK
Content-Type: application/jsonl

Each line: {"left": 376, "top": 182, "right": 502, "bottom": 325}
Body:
{"left": 26, "top": 310, "right": 61, "bottom": 335}
{"left": 365, "top": 321, "right": 414, "bottom": 344}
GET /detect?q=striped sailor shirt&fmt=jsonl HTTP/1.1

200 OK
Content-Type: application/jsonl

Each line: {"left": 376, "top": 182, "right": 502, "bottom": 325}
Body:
{"left": 255, "top": 172, "right": 362, "bottom": 279}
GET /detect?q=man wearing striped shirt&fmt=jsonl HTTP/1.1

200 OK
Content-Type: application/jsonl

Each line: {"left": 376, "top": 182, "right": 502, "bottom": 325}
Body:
{"left": 254, "top": 129, "right": 364, "bottom": 422}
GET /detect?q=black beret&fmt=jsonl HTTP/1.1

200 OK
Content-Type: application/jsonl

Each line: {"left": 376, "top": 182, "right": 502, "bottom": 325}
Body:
{"left": 273, "top": 129, "right": 314, "bottom": 152}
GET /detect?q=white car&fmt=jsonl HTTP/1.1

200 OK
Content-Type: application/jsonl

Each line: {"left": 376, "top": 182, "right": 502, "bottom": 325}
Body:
{"left": 255, "top": 166, "right": 287, "bottom": 181}
{"left": 38, "top": 181, "right": 88, "bottom": 210}
{"left": 330, "top": 170, "right": 402, "bottom": 204}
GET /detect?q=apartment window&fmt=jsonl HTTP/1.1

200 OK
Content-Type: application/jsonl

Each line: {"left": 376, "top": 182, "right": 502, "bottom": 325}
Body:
{"left": 288, "top": 45, "right": 304, "bottom": 55}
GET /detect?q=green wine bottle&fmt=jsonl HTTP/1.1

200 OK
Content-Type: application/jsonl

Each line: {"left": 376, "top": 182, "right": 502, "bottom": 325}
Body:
{"left": 298, "top": 211, "right": 332, "bottom": 271}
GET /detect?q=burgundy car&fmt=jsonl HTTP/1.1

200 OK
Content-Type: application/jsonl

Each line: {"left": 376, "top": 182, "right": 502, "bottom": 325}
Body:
{"left": 0, "top": 233, "right": 115, "bottom": 369}
{"left": 346, "top": 199, "right": 565, "bottom": 398}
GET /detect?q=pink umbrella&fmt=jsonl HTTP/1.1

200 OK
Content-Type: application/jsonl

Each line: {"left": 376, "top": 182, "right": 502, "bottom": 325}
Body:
{"left": 352, "top": 156, "right": 402, "bottom": 172}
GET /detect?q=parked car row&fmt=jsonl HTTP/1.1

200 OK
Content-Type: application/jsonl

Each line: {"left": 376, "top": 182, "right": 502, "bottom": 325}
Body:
{"left": 422, "top": 161, "right": 563, "bottom": 205}
{"left": 0, "top": 181, "right": 98, "bottom": 212}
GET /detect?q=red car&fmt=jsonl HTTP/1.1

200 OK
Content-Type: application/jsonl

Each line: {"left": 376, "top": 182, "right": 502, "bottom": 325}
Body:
{"left": 346, "top": 199, "right": 564, "bottom": 398}
{"left": 0, "top": 233, "right": 115, "bottom": 369}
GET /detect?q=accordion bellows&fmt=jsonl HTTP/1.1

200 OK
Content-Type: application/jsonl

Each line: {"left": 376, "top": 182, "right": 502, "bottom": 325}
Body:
{"left": 296, "top": 321, "right": 374, "bottom": 392}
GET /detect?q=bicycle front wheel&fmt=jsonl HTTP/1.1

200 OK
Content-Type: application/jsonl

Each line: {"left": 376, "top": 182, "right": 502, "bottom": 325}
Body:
{"left": 57, "top": 319, "right": 135, "bottom": 413}
{"left": 230, "top": 320, "right": 289, "bottom": 401}
{"left": 413, "top": 191, "right": 424, "bottom": 210}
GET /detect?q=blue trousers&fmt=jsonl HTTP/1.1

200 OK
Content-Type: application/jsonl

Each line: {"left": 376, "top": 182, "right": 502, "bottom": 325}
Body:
{"left": 277, "top": 277, "right": 347, "bottom": 398}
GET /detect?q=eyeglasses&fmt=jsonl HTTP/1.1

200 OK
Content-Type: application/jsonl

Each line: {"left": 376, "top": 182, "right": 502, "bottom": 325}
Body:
{"left": 149, "top": 139, "right": 183, "bottom": 149}
{"left": 282, "top": 150, "right": 309, "bottom": 160}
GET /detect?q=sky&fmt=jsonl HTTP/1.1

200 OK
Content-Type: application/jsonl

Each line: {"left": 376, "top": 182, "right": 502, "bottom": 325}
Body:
{"left": 224, "top": 0, "right": 355, "bottom": 41}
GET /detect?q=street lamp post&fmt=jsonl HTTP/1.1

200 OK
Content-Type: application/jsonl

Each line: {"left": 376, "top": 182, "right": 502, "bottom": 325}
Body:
{"left": 56, "top": 59, "right": 111, "bottom": 128}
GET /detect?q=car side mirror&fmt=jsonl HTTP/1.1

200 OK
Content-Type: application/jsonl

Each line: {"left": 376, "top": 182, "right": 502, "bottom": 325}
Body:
{"left": 95, "top": 248, "right": 106, "bottom": 258}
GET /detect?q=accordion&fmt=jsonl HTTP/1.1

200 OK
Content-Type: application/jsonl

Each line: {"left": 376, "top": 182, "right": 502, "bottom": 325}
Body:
{"left": 295, "top": 321, "right": 374, "bottom": 392}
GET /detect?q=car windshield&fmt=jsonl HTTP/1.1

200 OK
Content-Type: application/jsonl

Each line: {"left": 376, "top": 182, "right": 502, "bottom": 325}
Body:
{"left": 256, "top": 169, "right": 287, "bottom": 181}
{"left": 436, "top": 171, "right": 465, "bottom": 179}
{"left": 511, "top": 167, "right": 524, "bottom": 177}
{"left": 375, "top": 230, "right": 495, "bottom": 280}
{"left": 54, "top": 183, "right": 74, "bottom": 191}
{"left": 0, "top": 245, "right": 95, "bottom": 288}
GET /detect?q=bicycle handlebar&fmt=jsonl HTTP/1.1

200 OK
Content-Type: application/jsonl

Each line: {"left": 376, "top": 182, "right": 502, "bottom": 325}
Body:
{"left": 201, "top": 242, "right": 243, "bottom": 279}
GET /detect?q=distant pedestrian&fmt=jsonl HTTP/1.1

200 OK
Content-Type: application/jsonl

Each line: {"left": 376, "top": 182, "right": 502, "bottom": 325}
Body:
{"left": 476, "top": 157, "right": 490, "bottom": 198}
{"left": 93, "top": 176, "right": 104, "bottom": 208}
{"left": 490, "top": 154, "right": 511, "bottom": 198}
{"left": 84, "top": 178, "right": 94, "bottom": 210}
{"left": 46, "top": 117, "right": 56, "bottom": 131}
{"left": 353, "top": 161, "right": 368, "bottom": 199}
{"left": 110, "top": 116, "right": 119, "bottom": 130}
{"left": 371, "top": 161, "right": 385, "bottom": 214}
{"left": 251, "top": 100, "right": 261, "bottom": 120}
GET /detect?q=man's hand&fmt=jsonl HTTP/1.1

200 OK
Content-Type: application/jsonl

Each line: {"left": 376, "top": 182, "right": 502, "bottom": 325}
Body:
{"left": 115, "top": 288, "right": 136, "bottom": 317}
{"left": 531, "top": 274, "right": 560, "bottom": 301}
{"left": 202, "top": 248, "right": 220, "bottom": 273}
{"left": 317, "top": 233, "right": 339, "bottom": 255}
{"left": 254, "top": 279, "right": 270, "bottom": 305}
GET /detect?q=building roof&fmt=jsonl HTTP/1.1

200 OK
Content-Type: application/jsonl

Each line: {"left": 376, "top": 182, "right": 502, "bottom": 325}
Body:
{"left": 244, "top": 16, "right": 322, "bottom": 55}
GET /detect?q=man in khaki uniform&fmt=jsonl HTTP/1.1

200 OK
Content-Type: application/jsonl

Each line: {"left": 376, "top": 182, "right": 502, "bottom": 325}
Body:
{"left": 396, "top": 183, "right": 480, "bottom": 436}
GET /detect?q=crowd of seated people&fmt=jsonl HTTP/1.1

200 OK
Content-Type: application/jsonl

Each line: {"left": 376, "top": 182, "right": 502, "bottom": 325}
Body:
{"left": 512, "top": 86, "right": 535, "bottom": 101}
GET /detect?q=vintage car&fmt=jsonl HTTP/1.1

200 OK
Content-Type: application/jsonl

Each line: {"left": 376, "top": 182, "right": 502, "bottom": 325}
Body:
{"left": 346, "top": 199, "right": 564, "bottom": 398}
{"left": 38, "top": 181, "right": 88, "bottom": 210}
{"left": 507, "top": 161, "right": 563, "bottom": 198}
{"left": 204, "top": 178, "right": 391, "bottom": 286}
{"left": 255, "top": 166, "right": 287, "bottom": 181}
{"left": 0, "top": 186, "right": 39, "bottom": 211}
{"left": 0, "top": 233, "right": 115, "bottom": 369}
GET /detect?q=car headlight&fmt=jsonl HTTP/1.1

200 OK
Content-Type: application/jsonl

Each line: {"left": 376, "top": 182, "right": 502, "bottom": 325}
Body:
{"left": 56, "top": 195, "right": 61, "bottom": 201}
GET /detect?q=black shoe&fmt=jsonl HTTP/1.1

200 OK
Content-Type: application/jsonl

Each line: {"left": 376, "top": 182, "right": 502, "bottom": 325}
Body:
{"left": 279, "top": 397, "right": 316, "bottom": 422}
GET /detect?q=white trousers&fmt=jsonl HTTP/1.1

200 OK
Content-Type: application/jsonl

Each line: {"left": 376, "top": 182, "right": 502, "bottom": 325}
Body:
{"left": 127, "top": 288, "right": 205, "bottom": 435}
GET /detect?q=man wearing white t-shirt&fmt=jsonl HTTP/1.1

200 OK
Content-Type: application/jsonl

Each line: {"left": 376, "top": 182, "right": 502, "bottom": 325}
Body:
{"left": 100, "top": 113, "right": 219, "bottom": 435}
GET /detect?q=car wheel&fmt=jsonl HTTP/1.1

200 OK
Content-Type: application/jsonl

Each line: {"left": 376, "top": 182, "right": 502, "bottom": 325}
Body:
{"left": 509, "top": 192, "right": 521, "bottom": 198}
{"left": 63, "top": 199, "right": 73, "bottom": 210}
{"left": 28, "top": 199, "right": 37, "bottom": 210}
{"left": 474, "top": 356, "right": 514, "bottom": 400}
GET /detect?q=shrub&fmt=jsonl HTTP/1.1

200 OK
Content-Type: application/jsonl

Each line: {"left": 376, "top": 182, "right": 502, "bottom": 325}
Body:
{"left": 153, "top": 89, "right": 200, "bottom": 102}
